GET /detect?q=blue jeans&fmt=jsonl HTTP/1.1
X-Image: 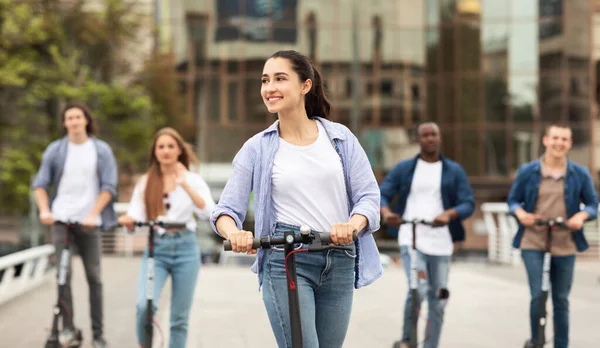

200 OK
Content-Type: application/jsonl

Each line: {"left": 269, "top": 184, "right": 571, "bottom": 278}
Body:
{"left": 522, "top": 250, "right": 575, "bottom": 348}
{"left": 400, "top": 246, "right": 450, "bottom": 348}
{"left": 262, "top": 223, "right": 356, "bottom": 348}
{"left": 135, "top": 229, "right": 200, "bottom": 348}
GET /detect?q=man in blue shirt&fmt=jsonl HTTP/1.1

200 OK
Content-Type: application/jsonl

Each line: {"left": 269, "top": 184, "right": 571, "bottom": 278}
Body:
{"left": 32, "top": 103, "right": 117, "bottom": 348}
{"left": 380, "top": 122, "right": 475, "bottom": 348}
{"left": 507, "top": 123, "right": 597, "bottom": 348}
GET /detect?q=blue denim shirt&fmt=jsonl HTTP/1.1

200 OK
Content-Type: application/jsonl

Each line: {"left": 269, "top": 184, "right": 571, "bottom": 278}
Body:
{"left": 507, "top": 159, "right": 598, "bottom": 252}
{"left": 380, "top": 154, "right": 475, "bottom": 241}
{"left": 210, "top": 117, "right": 383, "bottom": 289}
{"left": 31, "top": 136, "right": 118, "bottom": 231}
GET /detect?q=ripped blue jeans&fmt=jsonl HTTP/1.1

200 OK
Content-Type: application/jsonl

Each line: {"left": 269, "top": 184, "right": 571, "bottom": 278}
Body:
{"left": 400, "top": 246, "right": 451, "bottom": 348}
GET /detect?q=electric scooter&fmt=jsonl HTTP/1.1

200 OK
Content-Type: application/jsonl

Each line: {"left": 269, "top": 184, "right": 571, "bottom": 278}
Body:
{"left": 132, "top": 220, "right": 187, "bottom": 348}
{"left": 223, "top": 225, "right": 357, "bottom": 348}
{"left": 45, "top": 221, "right": 83, "bottom": 348}
{"left": 393, "top": 219, "right": 449, "bottom": 348}
{"left": 524, "top": 217, "right": 567, "bottom": 348}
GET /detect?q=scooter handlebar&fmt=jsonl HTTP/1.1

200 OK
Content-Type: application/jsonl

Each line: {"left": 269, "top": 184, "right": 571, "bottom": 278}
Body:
{"left": 54, "top": 220, "right": 80, "bottom": 226}
{"left": 399, "top": 219, "right": 446, "bottom": 227}
{"left": 132, "top": 221, "right": 187, "bottom": 229}
{"left": 223, "top": 231, "right": 357, "bottom": 251}
{"left": 534, "top": 217, "right": 567, "bottom": 228}
{"left": 118, "top": 220, "right": 187, "bottom": 232}
{"left": 223, "top": 238, "right": 262, "bottom": 251}
{"left": 55, "top": 220, "right": 188, "bottom": 230}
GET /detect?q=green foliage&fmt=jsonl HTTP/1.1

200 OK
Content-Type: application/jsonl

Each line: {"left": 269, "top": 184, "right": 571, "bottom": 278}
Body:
{"left": 0, "top": 0, "right": 182, "bottom": 214}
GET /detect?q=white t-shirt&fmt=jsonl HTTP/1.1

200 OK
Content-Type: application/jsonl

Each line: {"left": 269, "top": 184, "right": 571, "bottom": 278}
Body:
{"left": 272, "top": 121, "right": 349, "bottom": 232}
{"left": 126, "top": 171, "right": 215, "bottom": 233}
{"left": 52, "top": 140, "right": 101, "bottom": 225}
{"left": 398, "top": 159, "right": 454, "bottom": 256}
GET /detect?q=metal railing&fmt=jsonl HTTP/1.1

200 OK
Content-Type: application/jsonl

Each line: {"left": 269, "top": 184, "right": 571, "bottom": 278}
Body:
{"left": 108, "top": 202, "right": 218, "bottom": 259}
{"left": 481, "top": 202, "right": 600, "bottom": 265}
{"left": 0, "top": 244, "right": 55, "bottom": 306}
{"left": 103, "top": 202, "right": 139, "bottom": 257}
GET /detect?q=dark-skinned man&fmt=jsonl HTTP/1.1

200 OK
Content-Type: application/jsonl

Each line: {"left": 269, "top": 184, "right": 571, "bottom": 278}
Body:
{"left": 380, "top": 122, "right": 475, "bottom": 348}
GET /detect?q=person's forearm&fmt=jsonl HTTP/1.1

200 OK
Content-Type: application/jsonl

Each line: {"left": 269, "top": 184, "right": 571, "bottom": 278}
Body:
{"left": 34, "top": 188, "right": 50, "bottom": 213}
{"left": 513, "top": 208, "right": 527, "bottom": 218}
{"left": 215, "top": 215, "right": 239, "bottom": 239}
{"left": 381, "top": 206, "right": 393, "bottom": 217}
{"left": 181, "top": 182, "right": 206, "bottom": 209}
{"left": 88, "top": 191, "right": 113, "bottom": 217}
{"left": 444, "top": 208, "right": 459, "bottom": 220}
{"left": 573, "top": 211, "right": 589, "bottom": 221}
{"left": 348, "top": 214, "right": 368, "bottom": 236}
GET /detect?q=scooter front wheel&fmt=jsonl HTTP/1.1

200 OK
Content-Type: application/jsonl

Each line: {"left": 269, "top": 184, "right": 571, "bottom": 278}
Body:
{"left": 66, "top": 329, "right": 83, "bottom": 348}
{"left": 523, "top": 340, "right": 535, "bottom": 348}
{"left": 393, "top": 340, "right": 411, "bottom": 348}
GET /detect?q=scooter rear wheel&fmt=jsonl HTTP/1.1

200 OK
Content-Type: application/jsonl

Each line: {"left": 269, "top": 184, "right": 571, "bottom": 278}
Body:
{"left": 44, "top": 339, "right": 60, "bottom": 348}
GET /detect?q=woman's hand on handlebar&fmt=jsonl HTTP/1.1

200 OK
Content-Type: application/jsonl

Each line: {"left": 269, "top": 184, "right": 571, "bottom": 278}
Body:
{"left": 118, "top": 215, "right": 136, "bottom": 232}
{"left": 227, "top": 230, "right": 257, "bottom": 254}
{"left": 330, "top": 223, "right": 357, "bottom": 246}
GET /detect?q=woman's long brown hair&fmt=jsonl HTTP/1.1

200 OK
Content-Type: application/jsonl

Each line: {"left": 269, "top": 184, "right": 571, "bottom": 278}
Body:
{"left": 144, "top": 127, "right": 198, "bottom": 220}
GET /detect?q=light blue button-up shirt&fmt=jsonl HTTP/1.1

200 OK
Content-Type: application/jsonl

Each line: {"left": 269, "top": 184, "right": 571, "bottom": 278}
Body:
{"left": 210, "top": 117, "right": 383, "bottom": 289}
{"left": 31, "top": 136, "right": 118, "bottom": 231}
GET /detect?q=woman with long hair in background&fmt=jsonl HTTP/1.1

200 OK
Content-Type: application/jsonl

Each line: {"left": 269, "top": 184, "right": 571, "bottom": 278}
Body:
{"left": 118, "top": 127, "right": 215, "bottom": 348}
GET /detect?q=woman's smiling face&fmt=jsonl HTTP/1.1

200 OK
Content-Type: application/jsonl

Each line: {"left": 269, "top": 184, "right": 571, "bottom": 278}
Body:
{"left": 260, "top": 57, "right": 311, "bottom": 114}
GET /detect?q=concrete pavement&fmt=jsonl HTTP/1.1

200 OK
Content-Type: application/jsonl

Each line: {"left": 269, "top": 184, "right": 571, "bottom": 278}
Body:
{"left": 1, "top": 256, "right": 598, "bottom": 347}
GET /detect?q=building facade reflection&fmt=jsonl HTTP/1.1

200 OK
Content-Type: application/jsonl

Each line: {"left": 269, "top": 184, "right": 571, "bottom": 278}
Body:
{"left": 158, "top": 0, "right": 598, "bottom": 249}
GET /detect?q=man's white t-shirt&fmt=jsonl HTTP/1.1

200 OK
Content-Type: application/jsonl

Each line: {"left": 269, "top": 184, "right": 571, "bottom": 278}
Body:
{"left": 52, "top": 139, "right": 101, "bottom": 225}
{"left": 398, "top": 159, "right": 454, "bottom": 256}
{"left": 271, "top": 121, "right": 349, "bottom": 232}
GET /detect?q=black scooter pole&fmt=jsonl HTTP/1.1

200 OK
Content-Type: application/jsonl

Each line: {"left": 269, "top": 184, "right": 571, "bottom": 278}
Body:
{"left": 146, "top": 223, "right": 155, "bottom": 348}
{"left": 285, "top": 230, "right": 303, "bottom": 348}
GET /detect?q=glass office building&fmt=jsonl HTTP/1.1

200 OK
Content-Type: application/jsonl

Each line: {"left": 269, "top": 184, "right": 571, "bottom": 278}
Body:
{"left": 159, "top": 0, "right": 599, "bottom": 249}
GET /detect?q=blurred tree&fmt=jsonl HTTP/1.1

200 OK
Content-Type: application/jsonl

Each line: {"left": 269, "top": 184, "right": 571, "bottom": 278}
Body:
{"left": 0, "top": 0, "right": 183, "bottom": 214}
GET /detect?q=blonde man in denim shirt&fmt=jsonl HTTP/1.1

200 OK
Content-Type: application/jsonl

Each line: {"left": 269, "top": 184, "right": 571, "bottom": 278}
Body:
{"left": 32, "top": 103, "right": 117, "bottom": 348}
{"left": 507, "top": 123, "right": 598, "bottom": 348}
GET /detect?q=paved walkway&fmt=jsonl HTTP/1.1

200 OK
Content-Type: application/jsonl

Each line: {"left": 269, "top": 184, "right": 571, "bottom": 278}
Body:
{"left": 1, "top": 256, "right": 599, "bottom": 347}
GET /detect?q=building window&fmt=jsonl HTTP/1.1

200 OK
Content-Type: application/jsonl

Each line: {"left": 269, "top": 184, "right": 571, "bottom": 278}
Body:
{"left": 372, "top": 15, "right": 382, "bottom": 60}
{"left": 381, "top": 79, "right": 393, "bottom": 96}
{"left": 411, "top": 84, "right": 420, "bottom": 101}
{"left": 306, "top": 12, "right": 317, "bottom": 61}
{"left": 186, "top": 14, "right": 208, "bottom": 66}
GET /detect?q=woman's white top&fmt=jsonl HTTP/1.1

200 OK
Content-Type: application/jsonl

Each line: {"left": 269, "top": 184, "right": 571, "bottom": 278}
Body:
{"left": 271, "top": 121, "right": 350, "bottom": 232}
{"left": 126, "top": 171, "right": 215, "bottom": 233}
